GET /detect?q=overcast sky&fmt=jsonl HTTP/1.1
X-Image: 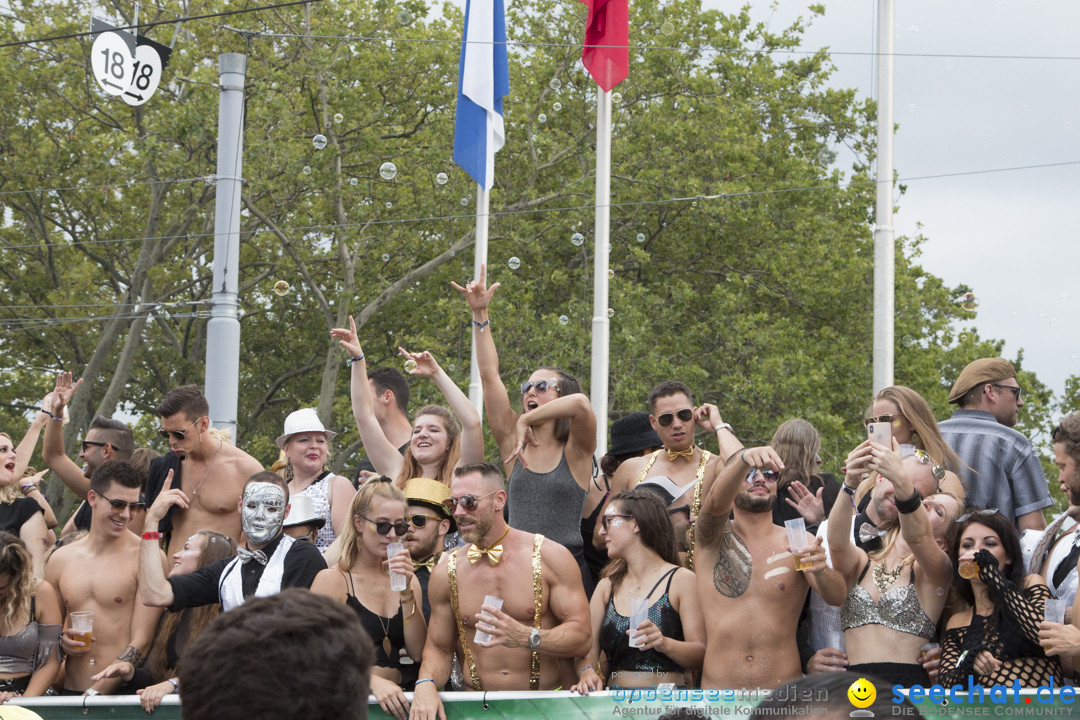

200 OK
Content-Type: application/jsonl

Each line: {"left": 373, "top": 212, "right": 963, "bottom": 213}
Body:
{"left": 722, "top": 0, "right": 1079, "bottom": 403}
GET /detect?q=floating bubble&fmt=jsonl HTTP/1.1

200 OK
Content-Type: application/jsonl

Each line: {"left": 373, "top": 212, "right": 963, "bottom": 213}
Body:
{"left": 302, "top": 166, "right": 312, "bottom": 175}
{"left": 959, "top": 333, "right": 968, "bottom": 342}
{"left": 798, "top": 81, "right": 810, "bottom": 94}
{"left": 958, "top": 292, "right": 979, "bottom": 311}
{"left": 382, "top": 254, "right": 390, "bottom": 262}
{"left": 559, "top": 315, "right": 569, "bottom": 325}
{"left": 607, "top": 269, "right": 614, "bottom": 279}
{"left": 403, "top": 358, "right": 418, "bottom": 373}
{"left": 379, "top": 162, "right": 398, "bottom": 180}
{"left": 553, "top": 102, "right": 562, "bottom": 112}
{"left": 902, "top": 335, "right": 914, "bottom": 347}
{"left": 660, "top": 21, "right": 674, "bottom": 36}
{"left": 571, "top": 232, "right": 584, "bottom": 246}
{"left": 508, "top": 256, "right": 521, "bottom": 270}
{"left": 460, "top": 197, "right": 469, "bottom": 206}
{"left": 607, "top": 308, "right": 615, "bottom": 318}
{"left": 636, "top": 233, "right": 646, "bottom": 243}
{"left": 538, "top": 113, "right": 547, "bottom": 123}
{"left": 612, "top": 92, "right": 622, "bottom": 104}
{"left": 549, "top": 78, "right": 562, "bottom": 91}
{"left": 313, "top": 134, "right": 327, "bottom": 150}
{"left": 436, "top": 172, "right": 449, "bottom": 185}
{"left": 273, "top": 280, "right": 290, "bottom": 296}
{"left": 448, "top": 363, "right": 456, "bottom": 372}
{"left": 449, "top": 250, "right": 456, "bottom": 257}
{"left": 397, "top": 9, "right": 412, "bottom": 25}
{"left": 349, "top": 177, "right": 358, "bottom": 186}
{"left": 936, "top": 587, "right": 944, "bottom": 596}
{"left": 334, "top": 113, "right": 344, "bottom": 124}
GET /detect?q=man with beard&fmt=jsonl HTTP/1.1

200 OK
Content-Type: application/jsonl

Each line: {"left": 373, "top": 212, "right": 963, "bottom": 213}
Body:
{"left": 144, "top": 385, "right": 264, "bottom": 556}
{"left": 403, "top": 477, "right": 455, "bottom": 621}
{"left": 609, "top": 381, "right": 743, "bottom": 569}
{"left": 410, "top": 463, "right": 589, "bottom": 720}
{"left": 695, "top": 447, "right": 844, "bottom": 690}
{"left": 138, "top": 471, "right": 325, "bottom": 611}
{"left": 1025, "top": 413, "right": 1080, "bottom": 607}
{"left": 637, "top": 476, "right": 694, "bottom": 565}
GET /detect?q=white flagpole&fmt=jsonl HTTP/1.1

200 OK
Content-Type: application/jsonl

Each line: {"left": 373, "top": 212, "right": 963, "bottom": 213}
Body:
{"left": 872, "top": 0, "right": 895, "bottom": 393}
{"left": 468, "top": 183, "right": 489, "bottom": 419}
{"left": 590, "top": 88, "right": 612, "bottom": 456}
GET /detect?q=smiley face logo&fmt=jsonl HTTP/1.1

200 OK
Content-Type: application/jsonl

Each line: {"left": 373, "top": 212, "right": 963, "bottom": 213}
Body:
{"left": 848, "top": 677, "right": 876, "bottom": 709}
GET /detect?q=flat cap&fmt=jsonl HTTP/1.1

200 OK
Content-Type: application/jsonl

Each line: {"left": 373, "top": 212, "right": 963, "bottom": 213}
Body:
{"left": 948, "top": 358, "right": 1016, "bottom": 404}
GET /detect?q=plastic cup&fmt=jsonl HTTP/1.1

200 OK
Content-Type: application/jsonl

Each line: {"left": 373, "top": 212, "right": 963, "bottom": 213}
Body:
{"left": 474, "top": 595, "right": 503, "bottom": 645}
{"left": 70, "top": 610, "right": 94, "bottom": 649}
{"left": 958, "top": 559, "right": 978, "bottom": 579}
{"left": 919, "top": 642, "right": 939, "bottom": 663}
{"left": 784, "top": 518, "right": 812, "bottom": 571}
{"left": 627, "top": 596, "right": 649, "bottom": 649}
{"left": 387, "top": 542, "right": 407, "bottom": 591}
{"left": 827, "top": 629, "right": 846, "bottom": 653}
{"left": 1046, "top": 599, "right": 1067, "bottom": 625}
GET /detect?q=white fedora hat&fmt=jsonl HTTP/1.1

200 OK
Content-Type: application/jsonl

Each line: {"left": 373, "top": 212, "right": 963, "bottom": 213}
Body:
{"left": 282, "top": 494, "right": 326, "bottom": 529}
{"left": 276, "top": 408, "right": 337, "bottom": 449}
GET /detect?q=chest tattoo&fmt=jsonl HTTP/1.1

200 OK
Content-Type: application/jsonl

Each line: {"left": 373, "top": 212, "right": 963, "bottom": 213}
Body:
{"left": 713, "top": 527, "right": 752, "bottom": 598}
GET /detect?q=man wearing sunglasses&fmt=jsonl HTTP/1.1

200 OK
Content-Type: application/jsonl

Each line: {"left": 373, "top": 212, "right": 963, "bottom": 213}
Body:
{"left": 411, "top": 463, "right": 590, "bottom": 720}
{"left": 45, "top": 461, "right": 165, "bottom": 696}
{"left": 403, "top": 477, "right": 456, "bottom": 622}
{"left": 144, "top": 385, "right": 265, "bottom": 557}
{"left": 139, "top": 471, "right": 326, "bottom": 613}
{"left": 941, "top": 357, "right": 1050, "bottom": 532}
{"left": 42, "top": 371, "right": 135, "bottom": 532}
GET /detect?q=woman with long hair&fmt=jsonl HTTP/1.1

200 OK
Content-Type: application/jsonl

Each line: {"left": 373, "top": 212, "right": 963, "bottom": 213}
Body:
{"left": 311, "top": 478, "right": 424, "bottom": 720}
{"left": 828, "top": 440, "right": 962, "bottom": 686}
{"left": 0, "top": 433, "right": 49, "bottom": 578}
{"left": 277, "top": 409, "right": 355, "bottom": 550}
{"left": 453, "top": 266, "right": 597, "bottom": 592}
{"left": 91, "top": 529, "right": 237, "bottom": 712}
{"left": 571, "top": 490, "right": 704, "bottom": 693}
{"left": 868, "top": 386, "right": 966, "bottom": 498}
{"left": 331, "top": 318, "right": 483, "bottom": 489}
{"left": 770, "top": 419, "right": 841, "bottom": 534}
{"left": 939, "top": 509, "right": 1061, "bottom": 688}
{"left": 0, "top": 532, "right": 62, "bottom": 703}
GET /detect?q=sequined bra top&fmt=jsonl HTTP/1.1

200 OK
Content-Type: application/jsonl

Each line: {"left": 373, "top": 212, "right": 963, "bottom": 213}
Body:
{"left": 599, "top": 567, "right": 684, "bottom": 677}
{"left": 840, "top": 561, "right": 936, "bottom": 641}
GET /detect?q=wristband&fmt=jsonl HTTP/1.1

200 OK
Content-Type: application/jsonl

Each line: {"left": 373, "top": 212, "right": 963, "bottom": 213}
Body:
{"left": 894, "top": 489, "right": 923, "bottom": 514}
{"left": 472, "top": 319, "right": 489, "bottom": 333}
{"left": 168, "top": 678, "right": 179, "bottom": 692}
{"left": 84, "top": 689, "right": 100, "bottom": 697}
{"left": 399, "top": 590, "right": 415, "bottom": 603}
{"left": 346, "top": 353, "right": 365, "bottom": 366}
{"left": 21, "top": 484, "right": 36, "bottom": 493}
{"left": 40, "top": 407, "right": 62, "bottom": 421}
{"left": 142, "top": 531, "right": 162, "bottom": 541}
{"left": 415, "top": 678, "right": 437, "bottom": 688}
{"left": 739, "top": 450, "right": 747, "bottom": 466}
{"left": 577, "top": 665, "right": 594, "bottom": 676}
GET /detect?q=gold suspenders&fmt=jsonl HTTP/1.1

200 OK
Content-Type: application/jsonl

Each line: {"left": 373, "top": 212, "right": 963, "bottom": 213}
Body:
{"left": 634, "top": 449, "right": 712, "bottom": 570}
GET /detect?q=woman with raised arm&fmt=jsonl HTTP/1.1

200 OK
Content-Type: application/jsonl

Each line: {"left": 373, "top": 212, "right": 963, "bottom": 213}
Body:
{"left": 0, "top": 434, "right": 49, "bottom": 579}
{"left": 451, "top": 264, "right": 597, "bottom": 592}
{"left": 0, "top": 533, "right": 61, "bottom": 703}
{"left": 331, "top": 317, "right": 483, "bottom": 488}
{"left": 828, "top": 439, "right": 962, "bottom": 686}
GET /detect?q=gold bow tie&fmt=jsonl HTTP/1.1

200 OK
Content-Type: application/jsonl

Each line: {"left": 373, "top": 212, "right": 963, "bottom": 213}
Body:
{"left": 666, "top": 446, "right": 695, "bottom": 462}
{"left": 413, "top": 553, "right": 441, "bottom": 573}
{"left": 467, "top": 526, "right": 511, "bottom": 565}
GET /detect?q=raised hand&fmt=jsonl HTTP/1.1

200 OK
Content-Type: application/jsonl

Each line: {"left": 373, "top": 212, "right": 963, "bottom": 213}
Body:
{"left": 52, "top": 371, "right": 83, "bottom": 411}
{"left": 330, "top": 316, "right": 365, "bottom": 358}
{"left": 450, "top": 263, "right": 501, "bottom": 313}
{"left": 146, "top": 470, "right": 188, "bottom": 527}
{"left": 784, "top": 480, "right": 826, "bottom": 525}
{"left": 398, "top": 347, "right": 441, "bottom": 378}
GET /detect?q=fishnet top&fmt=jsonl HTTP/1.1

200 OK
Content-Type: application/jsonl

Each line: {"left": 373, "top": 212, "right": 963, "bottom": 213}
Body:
{"left": 939, "top": 550, "right": 1061, "bottom": 689}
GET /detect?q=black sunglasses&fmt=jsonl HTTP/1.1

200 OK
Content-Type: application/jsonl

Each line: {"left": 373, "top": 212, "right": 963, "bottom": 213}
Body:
{"left": 991, "top": 383, "right": 1022, "bottom": 399}
{"left": 520, "top": 379, "right": 558, "bottom": 395}
{"left": 158, "top": 417, "right": 203, "bottom": 442}
{"left": 359, "top": 515, "right": 410, "bottom": 537}
{"left": 1053, "top": 423, "right": 1079, "bottom": 444}
{"left": 408, "top": 513, "right": 444, "bottom": 528}
{"left": 656, "top": 408, "right": 694, "bottom": 427}
{"left": 442, "top": 489, "right": 498, "bottom": 513}
{"left": 601, "top": 513, "right": 634, "bottom": 529}
{"left": 81, "top": 440, "right": 108, "bottom": 452}
{"left": 98, "top": 492, "right": 146, "bottom": 512}
{"left": 667, "top": 505, "right": 690, "bottom": 517}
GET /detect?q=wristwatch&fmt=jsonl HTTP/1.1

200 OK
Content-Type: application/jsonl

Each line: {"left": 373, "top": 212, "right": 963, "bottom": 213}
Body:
{"left": 528, "top": 628, "right": 541, "bottom": 649}
{"left": 714, "top": 423, "right": 734, "bottom": 434}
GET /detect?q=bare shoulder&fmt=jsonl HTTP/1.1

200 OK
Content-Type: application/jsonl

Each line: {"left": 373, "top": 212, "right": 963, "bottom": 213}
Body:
{"left": 224, "top": 444, "right": 264, "bottom": 475}
{"left": 310, "top": 567, "right": 348, "bottom": 600}
{"left": 539, "top": 534, "right": 577, "bottom": 570}
{"left": 946, "top": 607, "right": 973, "bottom": 630}
{"left": 671, "top": 566, "right": 696, "bottom": 591}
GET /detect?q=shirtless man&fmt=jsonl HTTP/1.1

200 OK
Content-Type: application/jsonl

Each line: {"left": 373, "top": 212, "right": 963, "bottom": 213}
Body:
{"left": 695, "top": 447, "right": 845, "bottom": 690}
{"left": 410, "top": 463, "right": 590, "bottom": 720}
{"left": 44, "top": 460, "right": 165, "bottom": 694}
{"left": 144, "top": 385, "right": 263, "bottom": 556}
{"left": 608, "top": 381, "right": 743, "bottom": 569}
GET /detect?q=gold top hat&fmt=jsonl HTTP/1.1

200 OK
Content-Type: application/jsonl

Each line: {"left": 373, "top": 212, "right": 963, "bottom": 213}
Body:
{"left": 403, "top": 478, "right": 455, "bottom": 531}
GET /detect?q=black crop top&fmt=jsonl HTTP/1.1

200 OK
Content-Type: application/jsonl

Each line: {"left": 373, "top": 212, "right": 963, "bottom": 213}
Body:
{"left": 599, "top": 567, "right": 684, "bottom": 679}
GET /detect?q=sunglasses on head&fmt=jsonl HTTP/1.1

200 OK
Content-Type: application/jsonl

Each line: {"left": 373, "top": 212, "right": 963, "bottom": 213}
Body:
{"left": 656, "top": 408, "right": 694, "bottom": 427}
{"left": 1052, "top": 423, "right": 1078, "bottom": 444}
{"left": 81, "top": 440, "right": 108, "bottom": 452}
{"left": 909, "top": 448, "right": 947, "bottom": 482}
{"left": 158, "top": 417, "right": 203, "bottom": 442}
{"left": 520, "top": 379, "right": 558, "bottom": 395}
{"left": 408, "top": 513, "right": 444, "bottom": 528}
{"left": 98, "top": 492, "right": 146, "bottom": 512}
{"left": 957, "top": 508, "right": 1000, "bottom": 524}
{"left": 442, "top": 489, "right": 498, "bottom": 513}
{"left": 601, "top": 513, "right": 633, "bottom": 530}
{"left": 864, "top": 413, "right": 901, "bottom": 426}
{"left": 359, "top": 515, "right": 410, "bottom": 537}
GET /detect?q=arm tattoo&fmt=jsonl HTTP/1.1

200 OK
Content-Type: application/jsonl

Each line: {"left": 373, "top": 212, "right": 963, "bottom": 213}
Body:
{"left": 713, "top": 527, "right": 752, "bottom": 598}
{"left": 117, "top": 645, "right": 145, "bottom": 667}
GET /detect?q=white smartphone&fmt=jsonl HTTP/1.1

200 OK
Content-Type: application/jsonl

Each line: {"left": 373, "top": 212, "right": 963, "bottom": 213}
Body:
{"left": 866, "top": 421, "right": 892, "bottom": 446}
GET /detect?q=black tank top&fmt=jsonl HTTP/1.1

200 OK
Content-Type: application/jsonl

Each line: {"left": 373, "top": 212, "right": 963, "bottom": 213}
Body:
{"left": 341, "top": 570, "right": 404, "bottom": 667}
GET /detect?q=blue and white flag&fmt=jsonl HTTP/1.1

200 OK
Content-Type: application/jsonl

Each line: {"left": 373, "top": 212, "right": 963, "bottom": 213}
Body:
{"left": 453, "top": 0, "right": 509, "bottom": 190}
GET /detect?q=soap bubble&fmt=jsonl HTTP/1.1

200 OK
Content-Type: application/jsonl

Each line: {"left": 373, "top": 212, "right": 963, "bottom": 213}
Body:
{"left": 508, "top": 256, "right": 521, "bottom": 270}
{"left": 959, "top": 333, "right": 968, "bottom": 342}
{"left": 538, "top": 113, "right": 547, "bottom": 123}
{"left": 382, "top": 254, "right": 390, "bottom": 262}
{"left": 349, "top": 177, "right": 358, "bottom": 186}
{"left": 385, "top": 202, "right": 392, "bottom": 209}
{"left": 660, "top": 21, "right": 674, "bottom": 35}
{"left": 379, "top": 162, "right": 398, "bottom": 180}
{"left": 558, "top": 315, "right": 569, "bottom": 325}
{"left": 460, "top": 197, "right": 469, "bottom": 206}
{"left": 397, "top": 9, "right": 412, "bottom": 25}
{"left": 936, "top": 587, "right": 944, "bottom": 596}
{"left": 607, "top": 308, "right": 615, "bottom": 318}
{"left": 958, "top": 292, "right": 979, "bottom": 311}
{"left": 636, "top": 233, "right": 645, "bottom": 243}
{"left": 436, "top": 172, "right": 448, "bottom": 185}
{"left": 553, "top": 102, "right": 562, "bottom": 112}
{"left": 403, "top": 358, "right": 418, "bottom": 373}
{"left": 302, "top": 166, "right": 312, "bottom": 175}
{"left": 607, "top": 269, "right": 614, "bottom": 279}
{"left": 571, "top": 232, "right": 584, "bottom": 246}
{"left": 273, "top": 280, "right": 290, "bottom": 296}
{"left": 312, "top": 134, "right": 327, "bottom": 150}
{"left": 333, "top": 113, "right": 344, "bottom": 124}
{"left": 448, "top": 364, "right": 456, "bottom": 372}
{"left": 612, "top": 92, "right": 622, "bottom": 104}
{"left": 549, "top": 78, "right": 561, "bottom": 90}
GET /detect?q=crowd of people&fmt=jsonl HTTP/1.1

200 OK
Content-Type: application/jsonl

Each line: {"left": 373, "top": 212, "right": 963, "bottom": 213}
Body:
{"left": 1, "top": 273, "right": 1079, "bottom": 718}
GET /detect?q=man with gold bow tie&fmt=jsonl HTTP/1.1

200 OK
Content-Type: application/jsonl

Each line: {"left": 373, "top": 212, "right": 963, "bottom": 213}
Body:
{"left": 403, "top": 477, "right": 455, "bottom": 623}
{"left": 410, "top": 463, "right": 590, "bottom": 720}
{"left": 607, "top": 380, "right": 744, "bottom": 570}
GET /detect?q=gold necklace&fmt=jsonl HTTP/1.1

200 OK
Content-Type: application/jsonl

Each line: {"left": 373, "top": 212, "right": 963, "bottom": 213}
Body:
{"left": 191, "top": 436, "right": 222, "bottom": 496}
{"left": 873, "top": 556, "right": 910, "bottom": 594}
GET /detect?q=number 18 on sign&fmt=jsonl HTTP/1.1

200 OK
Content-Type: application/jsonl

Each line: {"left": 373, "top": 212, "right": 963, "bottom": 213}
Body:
{"left": 90, "top": 27, "right": 169, "bottom": 106}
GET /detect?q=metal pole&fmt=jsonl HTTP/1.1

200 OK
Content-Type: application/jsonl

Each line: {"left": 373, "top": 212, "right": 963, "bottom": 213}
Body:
{"left": 204, "top": 52, "right": 246, "bottom": 439}
{"left": 872, "top": 0, "right": 895, "bottom": 393}
{"left": 468, "top": 183, "right": 489, "bottom": 420}
{"left": 590, "top": 89, "right": 612, "bottom": 456}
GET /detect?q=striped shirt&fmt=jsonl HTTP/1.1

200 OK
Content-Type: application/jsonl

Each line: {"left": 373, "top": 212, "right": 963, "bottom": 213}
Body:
{"left": 940, "top": 409, "right": 1051, "bottom": 525}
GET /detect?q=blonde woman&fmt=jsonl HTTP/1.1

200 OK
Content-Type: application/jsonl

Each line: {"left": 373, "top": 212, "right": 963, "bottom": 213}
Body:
{"left": 0, "top": 433, "right": 49, "bottom": 578}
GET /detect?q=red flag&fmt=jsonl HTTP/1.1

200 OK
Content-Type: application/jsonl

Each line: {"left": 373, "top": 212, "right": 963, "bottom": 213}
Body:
{"left": 579, "top": 0, "right": 628, "bottom": 91}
